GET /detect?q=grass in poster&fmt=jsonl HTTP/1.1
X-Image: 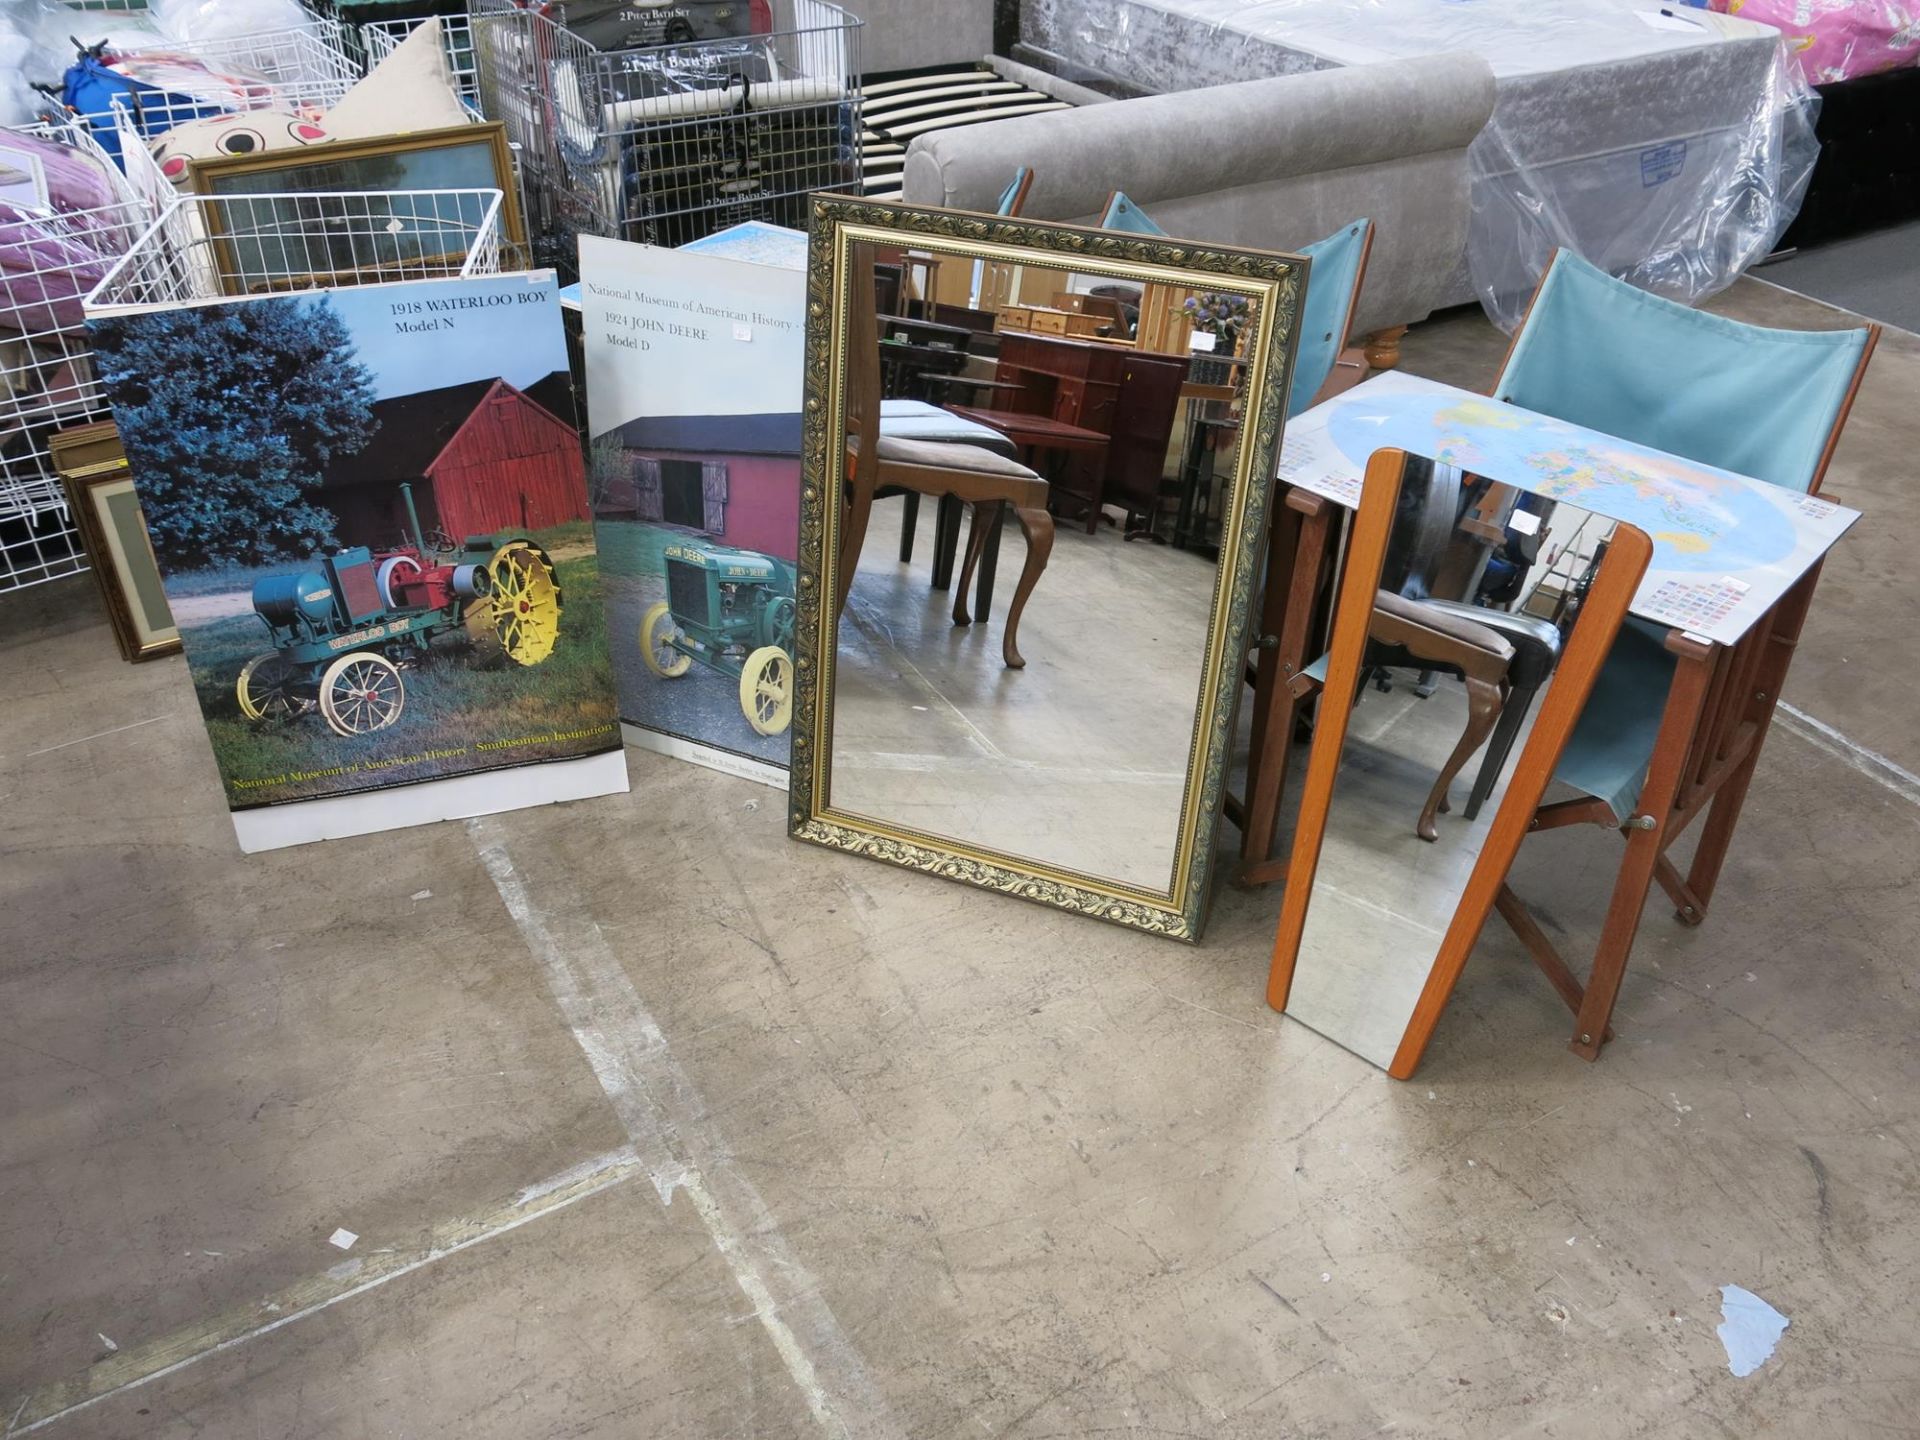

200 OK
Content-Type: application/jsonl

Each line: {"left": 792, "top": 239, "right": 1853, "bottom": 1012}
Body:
{"left": 177, "top": 525, "right": 616, "bottom": 807}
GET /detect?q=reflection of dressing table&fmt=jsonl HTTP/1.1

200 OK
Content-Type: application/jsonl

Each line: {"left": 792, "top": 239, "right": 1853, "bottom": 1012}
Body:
{"left": 993, "top": 332, "right": 1187, "bottom": 532}
{"left": 1249, "top": 373, "right": 1864, "bottom": 1072}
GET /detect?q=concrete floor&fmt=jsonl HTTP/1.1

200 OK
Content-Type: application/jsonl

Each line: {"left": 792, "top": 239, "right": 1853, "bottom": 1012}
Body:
{"left": 1760, "top": 223, "right": 1920, "bottom": 336}
{"left": 5, "top": 276, "right": 1920, "bottom": 1437}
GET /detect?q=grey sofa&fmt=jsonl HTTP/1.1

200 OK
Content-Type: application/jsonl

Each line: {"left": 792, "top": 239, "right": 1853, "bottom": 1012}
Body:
{"left": 899, "top": 54, "right": 1497, "bottom": 348}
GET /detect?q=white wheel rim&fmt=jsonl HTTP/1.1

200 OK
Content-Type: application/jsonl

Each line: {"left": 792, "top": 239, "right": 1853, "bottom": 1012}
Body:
{"left": 328, "top": 658, "right": 402, "bottom": 733}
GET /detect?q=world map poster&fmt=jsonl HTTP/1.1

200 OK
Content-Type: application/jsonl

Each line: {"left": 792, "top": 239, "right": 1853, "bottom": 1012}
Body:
{"left": 1276, "top": 372, "right": 1860, "bottom": 646}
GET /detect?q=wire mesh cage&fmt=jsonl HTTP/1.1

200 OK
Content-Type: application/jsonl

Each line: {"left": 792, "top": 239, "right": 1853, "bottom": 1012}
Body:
{"left": 361, "top": 12, "right": 483, "bottom": 110}
{"left": 55, "top": 17, "right": 361, "bottom": 162}
{"left": 84, "top": 188, "right": 507, "bottom": 311}
{"left": 0, "top": 119, "right": 166, "bottom": 594}
{"left": 470, "top": 0, "right": 861, "bottom": 275}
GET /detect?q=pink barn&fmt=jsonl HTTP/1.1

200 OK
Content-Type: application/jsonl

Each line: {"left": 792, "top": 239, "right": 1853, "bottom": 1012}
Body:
{"left": 599, "top": 412, "right": 801, "bottom": 561}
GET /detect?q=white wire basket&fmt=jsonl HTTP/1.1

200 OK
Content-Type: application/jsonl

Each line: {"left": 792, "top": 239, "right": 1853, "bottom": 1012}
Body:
{"left": 57, "top": 18, "right": 361, "bottom": 151}
{"left": 361, "top": 12, "right": 482, "bottom": 111}
{"left": 84, "top": 188, "right": 507, "bottom": 312}
{"left": 0, "top": 118, "right": 166, "bottom": 595}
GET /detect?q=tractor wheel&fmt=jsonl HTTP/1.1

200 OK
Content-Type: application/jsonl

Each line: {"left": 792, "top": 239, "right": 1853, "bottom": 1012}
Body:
{"left": 765, "top": 593, "right": 797, "bottom": 652}
{"left": 640, "top": 601, "right": 692, "bottom": 678}
{"left": 236, "top": 652, "right": 301, "bottom": 721}
{"left": 487, "top": 541, "right": 563, "bottom": 666}
{"left": 317, "top": 652, "right": 406, "bottom": 737}
{"left": 739, "top": 646, "right": 792, "bottom": 736}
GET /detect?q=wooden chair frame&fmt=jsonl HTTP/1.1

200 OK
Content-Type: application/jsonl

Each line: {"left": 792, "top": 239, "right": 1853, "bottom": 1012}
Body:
{"left": 1484, "top": 259, "right": 1881, "bottom": 1061}
{"left": 838, "top": 240, "right": 1054, "bottom": 668}
{"left": 1266, "top": 450, "right": 1653, "bottom": 1078}
{"left": 1002, "top": 168, "right": 1035, "bottom": 219}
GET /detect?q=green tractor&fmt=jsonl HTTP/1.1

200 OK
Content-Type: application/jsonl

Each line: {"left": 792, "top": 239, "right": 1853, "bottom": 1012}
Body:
{"left": 640, "top": 537, "right": 796, "bottom": 736}
{"left": 236, "top": 484, "right": 562, "bottom": 737}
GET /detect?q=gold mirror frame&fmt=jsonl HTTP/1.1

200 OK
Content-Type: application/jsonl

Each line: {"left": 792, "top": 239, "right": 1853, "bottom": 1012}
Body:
{"left": 788, "top": 195, "right": 1304, "bottom": 941}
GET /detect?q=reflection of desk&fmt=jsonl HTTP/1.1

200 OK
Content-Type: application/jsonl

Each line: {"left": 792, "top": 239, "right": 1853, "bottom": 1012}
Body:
{"left": 945, "top": 405, "right": 1110, "bottom": 457}
{"left": 994, "top": 332, "right": 1186, "bottom": 531}
{"left": 879, "top": 313, "right": 972, "bottom": 348}
{"left": 945, "top": 404, "right": 1111, "bottom": 531}
{"left": 1248, "top": 371, "right": 1862, "bottom": 1064}
{"left": 920, "top": 375, "right": 1025, "bottom": 405}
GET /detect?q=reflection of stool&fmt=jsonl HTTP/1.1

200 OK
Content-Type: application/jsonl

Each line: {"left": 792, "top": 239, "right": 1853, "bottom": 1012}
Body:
{"left": 1369, "top": 591, "right": 1513, "bottom": 842}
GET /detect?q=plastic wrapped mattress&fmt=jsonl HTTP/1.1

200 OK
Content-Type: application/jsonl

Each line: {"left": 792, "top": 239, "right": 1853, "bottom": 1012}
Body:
{"left": 1023, "top": 0, "right": 1818, "bottom": 329}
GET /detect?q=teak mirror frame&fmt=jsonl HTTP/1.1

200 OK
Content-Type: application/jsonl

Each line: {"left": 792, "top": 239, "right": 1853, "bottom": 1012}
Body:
{"left": 1265, "top": 448, "right": 1653, "bottom": 1074}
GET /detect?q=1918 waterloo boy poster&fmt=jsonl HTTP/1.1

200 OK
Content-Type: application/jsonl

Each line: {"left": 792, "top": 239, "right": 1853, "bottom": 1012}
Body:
{"left": 88, "top": 271, "right": 627, "bottom": 850}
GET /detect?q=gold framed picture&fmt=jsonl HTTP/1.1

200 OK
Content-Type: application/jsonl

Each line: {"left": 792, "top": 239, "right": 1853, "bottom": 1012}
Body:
{"left": 50, "top": 421, "right": 181, "bottom": 663}
{"left": 186, "top": 122, "right": 531, "bottom": 291}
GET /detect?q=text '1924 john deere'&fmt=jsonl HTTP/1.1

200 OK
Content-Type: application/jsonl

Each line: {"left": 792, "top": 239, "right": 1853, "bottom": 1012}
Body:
{"left": 237, "top": 484, "right": 563, "bottom": 737}
{"left": 640, "top": 537, "right": 795, "bottom": 736}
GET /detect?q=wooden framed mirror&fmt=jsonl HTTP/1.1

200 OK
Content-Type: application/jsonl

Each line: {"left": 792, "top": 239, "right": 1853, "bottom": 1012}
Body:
{"left": 789, "top": 196, "right": 1305, "bottom": 940}
{"left": 1266, "top": 448, "right": 1653, "bottom": 1072}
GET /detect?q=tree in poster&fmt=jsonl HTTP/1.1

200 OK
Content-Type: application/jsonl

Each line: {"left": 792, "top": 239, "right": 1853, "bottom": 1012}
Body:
{"left": 91, "top": 297, "right": 378, "bottom": 569}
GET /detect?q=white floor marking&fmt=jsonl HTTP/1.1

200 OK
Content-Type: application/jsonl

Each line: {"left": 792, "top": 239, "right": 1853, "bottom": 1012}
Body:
{"left": 469, "top": 819, "right": 896, "bottom": 1440}
{"left": 21, "top": 715, "right": 172, "bottom": 758}
{"left": 7, "top": 1151, "right": 642, "bottom": 1435}
{"left": 1775, "top": 702, "right": 1920, "bottom": 809}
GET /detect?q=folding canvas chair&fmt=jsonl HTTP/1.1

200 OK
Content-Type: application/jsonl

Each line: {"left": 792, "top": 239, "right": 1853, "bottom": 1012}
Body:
{"left": 1212, "top": 217, "right": 1377, "bottom": 877}
{"left": 1098, "top": 189, "right": 1160, "bottom": 234}
{"left": 1094, "top": 196, "right": 1373, "bottom": 416}
{"left": 996, "top": 167, "right": 1035, "bottom": 218}
{"left": 1491, "top": 251, "right": 1879, "bottom": 1059}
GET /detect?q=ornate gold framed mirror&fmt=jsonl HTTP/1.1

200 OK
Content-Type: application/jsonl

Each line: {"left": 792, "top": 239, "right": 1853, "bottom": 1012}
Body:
{"left": 789, "top": 196, "right": 1304, "bottom": 940}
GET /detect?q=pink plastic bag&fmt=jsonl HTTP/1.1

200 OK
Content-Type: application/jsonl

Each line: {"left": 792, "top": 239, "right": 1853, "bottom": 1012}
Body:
{"left": 1713, "top": 0, "right": 1920, "bottom": 83}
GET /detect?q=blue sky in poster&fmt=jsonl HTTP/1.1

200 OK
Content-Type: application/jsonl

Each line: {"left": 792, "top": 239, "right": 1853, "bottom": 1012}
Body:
{"left": 317, "top": 272, "right": 570, "bottom": 400}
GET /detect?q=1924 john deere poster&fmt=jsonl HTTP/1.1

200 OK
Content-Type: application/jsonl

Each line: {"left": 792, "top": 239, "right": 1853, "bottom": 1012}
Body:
{"left": 88, "top": 272, "right": 626, "bottom": 850}
{"left": 578, "top": 233, "right": 805, "bottom": 786}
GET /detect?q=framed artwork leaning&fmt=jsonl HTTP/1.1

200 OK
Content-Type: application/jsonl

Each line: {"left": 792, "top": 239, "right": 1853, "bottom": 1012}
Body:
{"left": 50, "top": 420, "right": 181, "bottom": 663}
{"left": 186, "top": 122, "right": 531, "bottom": 290}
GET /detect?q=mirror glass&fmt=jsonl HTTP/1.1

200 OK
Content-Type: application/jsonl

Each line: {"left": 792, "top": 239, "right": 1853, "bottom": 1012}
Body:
{"left": 1282, "top": 458, "right": 1628, "bottom": 1065}
{"left": 792, "top": 202, "right": 1302, "bottom": 939}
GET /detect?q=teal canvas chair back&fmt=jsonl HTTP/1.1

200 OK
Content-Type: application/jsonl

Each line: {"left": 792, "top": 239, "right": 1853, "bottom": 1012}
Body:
{"left": 1289, "top": 218, "right": 1371, "bottom": 417}
{"left": 996, "top": 167, "right": 1034, "bottom": 218}
{"left": 1496, "top": 251, "right": 1873, "bottom": 494}
{"left": 1098, "top": 190, "right": 1162, "bottom": 234}
{"left": 1502, "top": 251, "right": 1876, "bottom": 817}
{"left": 1094, "top": 194, "right": 1372, "bottom": 418}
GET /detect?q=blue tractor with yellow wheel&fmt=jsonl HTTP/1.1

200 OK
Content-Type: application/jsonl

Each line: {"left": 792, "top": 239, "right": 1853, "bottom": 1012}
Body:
{"left": 235, "top": 484, "right": 563, "bottom": 737}
{"left": 640, "top": 538, "right": 795, "bottom": 735}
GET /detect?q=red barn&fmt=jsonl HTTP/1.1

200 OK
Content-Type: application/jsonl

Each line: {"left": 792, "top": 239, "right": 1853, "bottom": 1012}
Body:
{"left": 597, "top": 412, "right": 802, "bottom": 561}
{"left": 323, "top": 372, "right": 589, "bottom": 548}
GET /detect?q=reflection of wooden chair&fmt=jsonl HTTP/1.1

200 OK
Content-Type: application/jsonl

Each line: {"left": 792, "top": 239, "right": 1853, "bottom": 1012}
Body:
{"left": 840, "top": 242, "right": 1056, "bottom": 669}
{"left": 1369, "top": 590, "right": 1513, "bottom": 841}
{"left": 1370, "top": 457, "right": 1564, "bottom": 823}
